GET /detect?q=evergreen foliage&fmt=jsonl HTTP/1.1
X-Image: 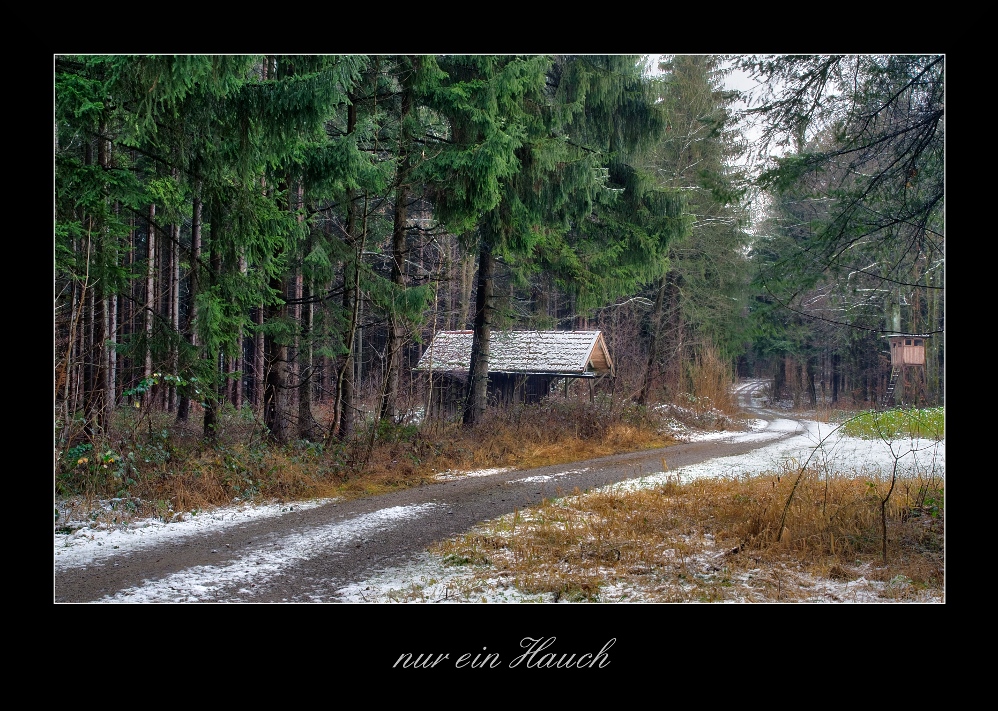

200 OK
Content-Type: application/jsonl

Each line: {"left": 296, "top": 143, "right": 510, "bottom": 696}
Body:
{"left": 54, "top": 53, "right": 943, "bottom": 456}
{"left": 738, "top": 55, "right": 944, "bottom": 405}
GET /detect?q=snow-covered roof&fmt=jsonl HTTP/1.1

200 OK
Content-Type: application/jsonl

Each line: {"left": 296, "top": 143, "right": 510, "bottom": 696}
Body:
{"left": 413, "top": 330, "right": 613, "bottom": 376}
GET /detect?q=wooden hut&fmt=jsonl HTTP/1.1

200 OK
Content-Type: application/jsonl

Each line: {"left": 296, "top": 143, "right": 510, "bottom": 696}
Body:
{"left": 882, "top": 334, "right": 930, "bottom": 406}
{"left": 413, "top": 330, "right": 614, "bottom": 419}
{"left": 886, "top": 334, "right": 927, "bottom": 367}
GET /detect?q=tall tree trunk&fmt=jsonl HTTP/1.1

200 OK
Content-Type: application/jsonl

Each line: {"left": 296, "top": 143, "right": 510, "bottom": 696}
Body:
{"left": 332, "top": 212, "right": 362, "bottom": 440}
{"left": 355, "top": 296, "right": 363, "bottom": 392}
{"left": 169, "top": 221, "right": 180, "bottom": 411}
{"left": 806, "top": 355, "right": 817, "bottom": 406}
{"left": 176, "top": 186, "right": 201, "bottom": 424}
{"left": 298, "top": 278, "right": 315, "bottom": 439}
{"left": 296, "top": 181, "right": 316, "bottom": 439}
{"left": 289, "top": 180, "right": 312, "bottom": 439}
{"left": 96, "top": 290, "right": 109, "bottom": 426}
{"left": 79, "top": 143, "right": 95, "bottom": 431}
{"left": 145, "top": 203, "right": 156, "bottom": 390}
{"left": 381, "top": 188, "right": 408, "bottom": 421}
{"left": 463, "top": 235, "right": 495, "bottom": 426}
{"left": 83, "top": 282, "right": 94, "bottom": 427}
{"left": 108, "top": 291, "right": 117, "bottom": 413}
{"left": 225, "top": 353, "right": 235, "bottom": 405}
{"left": 332, "top": 101, "right": 360, "bottom": 440}
{"left": 73, "top": 278, "right": 85, "bottom": 418}
{"left": 381, "top": 73, "right": 414, "bottom": 421}
{"left": 637, "top": 275, "right": 667, "bottom": 405}
{"left": 289, "top": 250, "right": 302, "bottom": 420}
{"left": 63, "top": 246, "right": 78, "bottom": 429}
{"left": 263, "top": 270, "right": 290, "bottom": 443}
{"left": 774, "top": 355, "right": 786, "bottom": 402}
{"left": 235, "top": 250, "right": 247, "bottom": 411}
{"left": 831, "top": 352, "right": 840, "bottom": 403}
{"left": 84, "top": 263, "right": 108, "bottom": 437}
{"left": 254, "top": 307, "right": 265, "bottom": 413}
{"left": 127, "top": 208, "right": 136, "bottom": 397}
{"left": 203, "top": 209, "right": 222, "bottom": 442}
{"left": 459, "top": 251, "right": 474, "bottom": 329}
{"left": 264, "top": 130, "right": 302, "bottom": 443}
{"left": 88, "top": 130, "right": 112, "bottom": 433}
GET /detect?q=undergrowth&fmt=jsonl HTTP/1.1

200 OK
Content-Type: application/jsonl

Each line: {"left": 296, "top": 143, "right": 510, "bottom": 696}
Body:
{"left": 840, "top": 407, "right": 944, "bottom": 441}
{"left": 54, "top": 395, "right": 675, "bottom": 522}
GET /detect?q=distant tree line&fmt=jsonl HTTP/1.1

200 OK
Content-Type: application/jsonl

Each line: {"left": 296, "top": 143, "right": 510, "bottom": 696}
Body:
{"left": 739, "top": 55, "right": 944, "bottom": 407}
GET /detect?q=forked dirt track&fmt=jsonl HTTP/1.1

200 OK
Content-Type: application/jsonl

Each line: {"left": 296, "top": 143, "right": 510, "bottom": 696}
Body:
{"left": 54, "top": 379, "right": 796, "bottom": 603}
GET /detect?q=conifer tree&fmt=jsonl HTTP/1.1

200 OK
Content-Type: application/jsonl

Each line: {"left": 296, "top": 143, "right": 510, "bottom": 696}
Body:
{"left": 56, "top": 55, "right": 378, "bottom": 443}
{"left": 56, "top": 56, "right": 150, "bottom": 442}
{"left": 739, "top": 55, "right": 944, "bottom": 405}
{"left": 414, "top": 56, "right": 548, "bottom": 425}
{"left": 420, "top": 55, "right": 688, "bottom": 424}
{"left": 379, "top": 55, "right": 420, "bottom": 422}
{"left": 635, "top": 55, "right": 751, "bottom": 404}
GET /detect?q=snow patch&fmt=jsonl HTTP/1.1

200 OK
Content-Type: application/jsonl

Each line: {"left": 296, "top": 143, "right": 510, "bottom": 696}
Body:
{"left": 98, "top": 503, "right": 440, "bottom": 603}
{"left": 54, "top": 498, "right": 337, "bottom": 570}
{"left": 434, "top": 467, "right": 513, "bottom": 481}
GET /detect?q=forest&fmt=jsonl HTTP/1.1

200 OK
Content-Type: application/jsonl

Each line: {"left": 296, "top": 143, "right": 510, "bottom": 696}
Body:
{"left": 54, "top": 54, "right": 944, "bottom": 507}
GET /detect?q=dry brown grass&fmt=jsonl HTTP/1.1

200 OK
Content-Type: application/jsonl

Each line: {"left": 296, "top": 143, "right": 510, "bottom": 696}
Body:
{"left": 431, "top": 465, "right": 945, "bottom": 603}
{"left": 55, "top": 395, "right": 674, "bottom": 522}
{"left": 686, "top": 345, "right": 738, "bottom": 415}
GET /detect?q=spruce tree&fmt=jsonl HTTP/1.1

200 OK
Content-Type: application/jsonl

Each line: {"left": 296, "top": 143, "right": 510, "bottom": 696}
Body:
{"left": 57, "top": 55, "right": 378, "bottom": 443}
{"left": 418, "top": 55, "right": 691, "bottom": 425}
{"left": 635, "top": 55, "right": 751, "bottom": 403}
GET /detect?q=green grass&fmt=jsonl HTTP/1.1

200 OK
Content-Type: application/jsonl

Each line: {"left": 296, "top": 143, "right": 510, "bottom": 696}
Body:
{"left": 841, "top": 407, "right": 944, "bottom": 440}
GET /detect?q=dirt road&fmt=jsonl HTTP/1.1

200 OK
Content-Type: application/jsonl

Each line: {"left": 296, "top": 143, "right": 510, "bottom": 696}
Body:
{"left": 54, "top": 379, "right": 795, "bottom": 603}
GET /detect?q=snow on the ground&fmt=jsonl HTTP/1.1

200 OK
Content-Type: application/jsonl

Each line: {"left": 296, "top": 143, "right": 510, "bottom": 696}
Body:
{"left": 511, "top": 467, "right": 590, "bottom": 484}
{"left": 613, "top": 417, "right": 943, "bottom": 491}
{"left": 434, "top": 466, "right": 512, "bottom": 481}
{"left": 99, "top": 503, "right": 439, "bottom": 603}
{"left": 679, "top": 416, "right": 801, "bottom": 444}
{"left": 54, "top": 410, "right": 944, "bottom": 603}
{"left": 54, "top": 497, "right": 337, "bottom": 570}
{"left": 330, "top": 551, "right": 554, "bottom": 604}
{"left": 328, "top": 420, "right": 943, "bottom": 603}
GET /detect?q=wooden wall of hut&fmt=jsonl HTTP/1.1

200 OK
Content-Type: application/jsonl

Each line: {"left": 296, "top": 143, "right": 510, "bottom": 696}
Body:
{"left": 487, "top": 374, "right": 556, "bottom": 406}
{"left": 422, "top": 372, "right": 591, "bottom": 419}
{"left": 425, "top": 373, "right": 466, "bottom": 420}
